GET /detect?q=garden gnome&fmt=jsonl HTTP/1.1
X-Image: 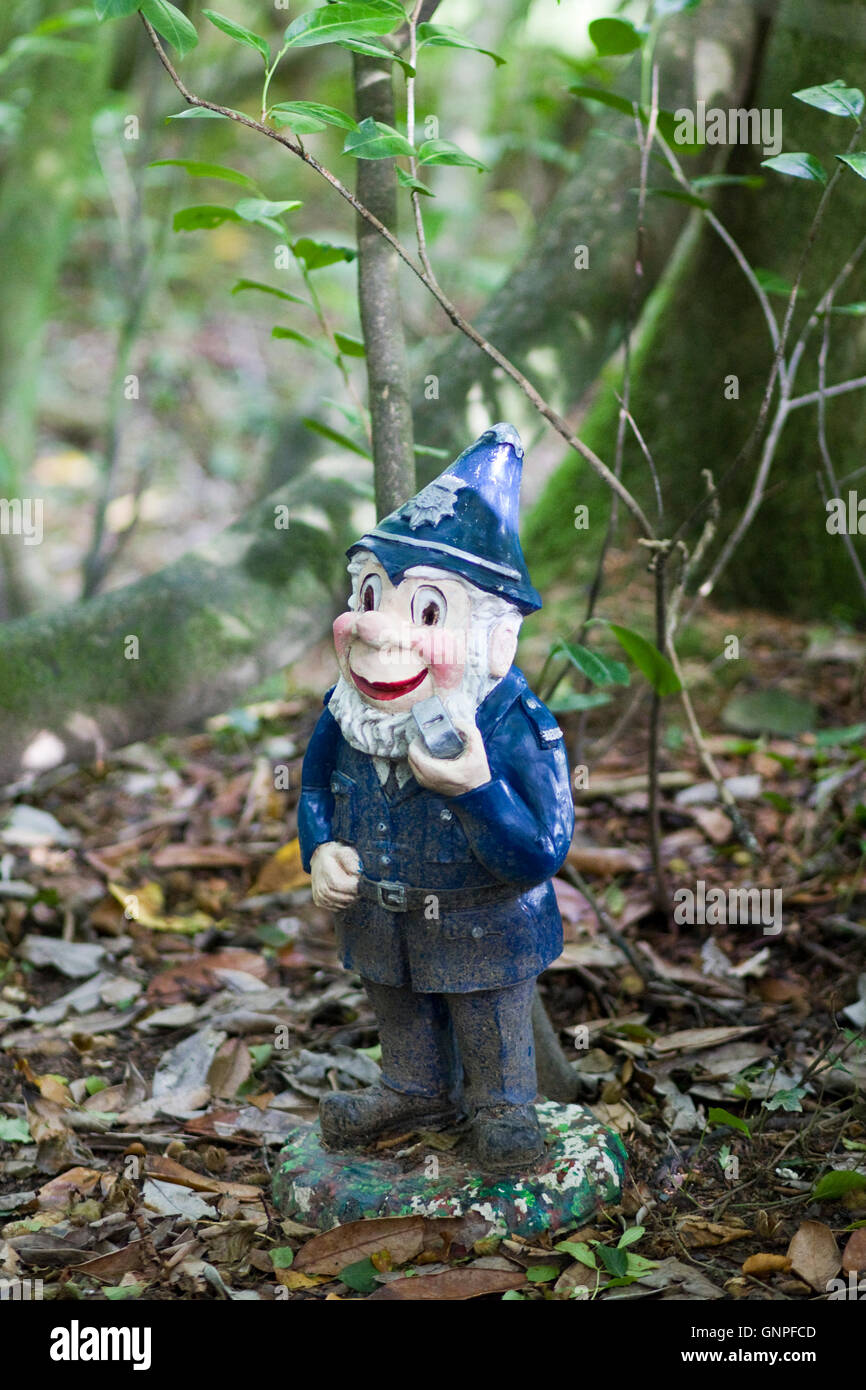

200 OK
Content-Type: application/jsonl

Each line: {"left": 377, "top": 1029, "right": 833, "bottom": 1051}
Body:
{"left": 298, "top": 424, "right": 574, "bottom": 1173}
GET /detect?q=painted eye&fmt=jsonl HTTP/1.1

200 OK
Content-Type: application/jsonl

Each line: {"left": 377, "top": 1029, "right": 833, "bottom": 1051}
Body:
{"left": 359, "top": 574, "right": 382, "bottom": 612}
{"left": 411, "top": 585, "right": 447, "bottom": 627}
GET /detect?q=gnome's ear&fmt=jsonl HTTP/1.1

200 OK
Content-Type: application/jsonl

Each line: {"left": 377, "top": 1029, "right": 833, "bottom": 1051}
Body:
{"left": 488, "top": 613, "right": 521, "bottom": 678}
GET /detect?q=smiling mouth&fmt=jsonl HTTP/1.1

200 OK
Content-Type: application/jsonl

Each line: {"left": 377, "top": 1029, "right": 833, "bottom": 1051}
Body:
{"left": 349, "top": 667, "right": 428, "bottom": 701}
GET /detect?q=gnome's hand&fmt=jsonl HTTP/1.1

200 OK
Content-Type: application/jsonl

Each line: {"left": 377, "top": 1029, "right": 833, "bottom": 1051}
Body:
{"left": 408, "top": 719, "right": 491, "bottom": 797}
{"left": 311, "top": 841, "right": 361, "bottom": 910}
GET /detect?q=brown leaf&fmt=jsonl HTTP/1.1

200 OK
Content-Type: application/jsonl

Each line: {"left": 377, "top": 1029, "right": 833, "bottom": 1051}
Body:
{"left": 37, "top": 1167, "right": 115, "bottom": 1210}
{"left": 249, "top": 839, "right": 310, "bottom": 896}
{"left": 75, "top": 1240, "right": 154, "bottom": 1280}
{"left": 368, "top": 1265, "right": 526, "bottom": 1300}
{"left": 842, "top": 1227, "right": 866, "bottom": 1274}
{"left": 295, "top": 1216, "right": 427, "bottom": 1275}
{"left": 146, "top": 948, "right": 267, "bottom": 1003}
{"left": 678, "top": 1218, "right": 752, "bottom": 1250}
{"left": 742, "top": 1253, "right": 792, "bottom": 1277}
{"left": 653, "top": 1026, "right": 759, "bottom": 1055}
{"left": 150, "top": 843, "right": 252, "bottom": 870}
{"left": 207, "top": 1038, "right": 252, "bottom": 1100}
{"left": 787, "top": 1220, "right": 841, "bottom": 1292}
{"left": 566, "top": 844, "right": 648, "bottom": 876}
{"left": 144, "top": 1154, "right": 262, "bottom": 1201}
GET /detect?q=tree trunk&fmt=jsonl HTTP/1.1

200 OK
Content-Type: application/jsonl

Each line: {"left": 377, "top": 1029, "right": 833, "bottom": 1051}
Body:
{"left": 0, "top": 474, "right": 360, "bottom": 788}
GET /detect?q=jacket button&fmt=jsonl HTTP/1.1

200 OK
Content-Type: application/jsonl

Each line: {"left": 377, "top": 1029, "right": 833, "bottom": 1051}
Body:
{"left": 471, "top": 926, "right": 484, "bottom": 940}
{"left": 376, "top": 823, "right": 387, "bottom": 834}
{"left": 380, "top": 855, "right": 391, "bottom": 867}
{"left": 526, "top": 698, "right": 538, "bottom": 709}
{"left": 439, "top": 808, "right": 453, "bottom": 822}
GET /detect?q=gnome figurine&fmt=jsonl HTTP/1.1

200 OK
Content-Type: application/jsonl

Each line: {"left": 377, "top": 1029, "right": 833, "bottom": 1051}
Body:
{"left": 298, "top": 424, "right": 574, "bottom": 1174}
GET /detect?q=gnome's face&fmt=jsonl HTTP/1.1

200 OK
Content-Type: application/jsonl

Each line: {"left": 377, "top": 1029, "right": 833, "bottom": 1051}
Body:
{"left": 333, "top": 556, "right": 518, "bottom": 715}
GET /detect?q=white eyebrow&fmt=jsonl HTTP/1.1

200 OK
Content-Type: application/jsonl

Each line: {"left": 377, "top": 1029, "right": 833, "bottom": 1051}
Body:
{"left": 403, "top": 566, "right": 462, "bottom": 583}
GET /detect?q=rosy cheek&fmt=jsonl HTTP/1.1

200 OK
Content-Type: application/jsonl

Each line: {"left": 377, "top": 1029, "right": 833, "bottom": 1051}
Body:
{"left": 411, "top": 629, "right": 464, "bottom": 690}
{"left": 333, "top": 612, "right": 355, "bottom": 658}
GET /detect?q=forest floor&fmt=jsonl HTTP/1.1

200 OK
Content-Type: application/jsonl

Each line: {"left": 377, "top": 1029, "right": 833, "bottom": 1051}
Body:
{"left": 0, "top": 602, "right": 865, "bottom": 1303}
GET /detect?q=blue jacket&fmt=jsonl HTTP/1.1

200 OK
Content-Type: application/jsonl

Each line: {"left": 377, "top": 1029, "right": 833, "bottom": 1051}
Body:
{"left": 297, "top": 666, "right": 574, "bottom": 992}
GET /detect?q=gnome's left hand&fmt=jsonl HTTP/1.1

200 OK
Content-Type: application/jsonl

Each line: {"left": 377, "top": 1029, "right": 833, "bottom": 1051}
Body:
{"left": 408, "top": 718, "right": 491, "bottom": 797}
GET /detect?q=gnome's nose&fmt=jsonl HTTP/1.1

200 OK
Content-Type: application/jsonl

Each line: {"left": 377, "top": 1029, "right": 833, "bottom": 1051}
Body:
{"left": 355, "top": 611, "right": 402, "bottom": 648}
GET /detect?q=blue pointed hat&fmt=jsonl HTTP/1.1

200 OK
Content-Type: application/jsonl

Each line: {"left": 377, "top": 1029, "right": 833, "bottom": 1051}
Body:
{"left": 347, "top": 422, "right": 542, "bottom": 614}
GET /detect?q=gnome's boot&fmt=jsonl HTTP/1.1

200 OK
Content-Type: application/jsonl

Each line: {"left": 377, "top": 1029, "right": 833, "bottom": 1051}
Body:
{"left": 470, "top": 1102, "right": 545, "bottom": 1175}
{"left": 319, "top": 1081, "right": 458, "bottom": 1150}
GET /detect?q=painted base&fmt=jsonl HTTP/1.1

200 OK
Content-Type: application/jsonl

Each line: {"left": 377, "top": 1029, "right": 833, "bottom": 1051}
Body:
{"left": 272, "top": 1101, "right": 627, "bottom": 1239}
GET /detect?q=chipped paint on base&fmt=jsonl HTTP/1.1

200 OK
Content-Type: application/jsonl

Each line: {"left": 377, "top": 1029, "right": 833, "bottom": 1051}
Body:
{"left": 273, "top": 1101, "right": 627, "bottom": 1239}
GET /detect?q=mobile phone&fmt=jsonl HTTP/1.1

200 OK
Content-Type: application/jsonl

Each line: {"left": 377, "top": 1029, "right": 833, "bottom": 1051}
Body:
{"left": 410, "top": 696, "right": 465, "bottom": 759}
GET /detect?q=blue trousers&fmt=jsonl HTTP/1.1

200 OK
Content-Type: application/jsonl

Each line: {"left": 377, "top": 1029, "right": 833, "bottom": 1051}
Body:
{"left": 361, "top": 976, "right": 537, "bottom": 1108}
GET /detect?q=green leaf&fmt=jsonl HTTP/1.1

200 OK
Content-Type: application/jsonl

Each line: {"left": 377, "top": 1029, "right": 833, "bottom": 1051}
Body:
{"left": 526, "top": 1264, "right": 560, "bottom": 1283}
{"left": 569, "top": 84, "right": 635, "bottom": 118}
{"left": 763, "top": 1086, "right": 807, "bottom": 1113}
{"left": 149, "top": 158, "right": 258, "bottom": 188}
{"left": 502, "top": 1289, "right": 526, "bottom": 1300}
{"left": 339, "top": 1256, "right": 380, "bottom": 1293}
{"left": 168, "top": 106, "right": 240, "bottom": 120}
{"left": 231, "top": 279, "right": 307, "bottom": 305}
{"left": 249, "top": 1043, "right": 272, "bottom": 1071}
{"left": 396, "top": 167, "right": 434, "bottom": 196}
{"left": 201, "top": 8, "right": 268, "bottom": 61}
{"left": 139, "top": 0, "right": 198, "bottom": 57}
{"left": 618, "top": 1225, "right": 645, "bottom": 1249}
{"left": 417, "top": 23, "right": 504, "bottom": 66}
{"left": 623, "top": 1252, "right": 659, "bottom": 1276}
{"left": 692, "top": 173, "right": 764, "bottom": 190}
{"left": 36, "top": 8, "right": 100, "bottom": 34}
{"left": 84, "top": 1076, "right": 108, "bottom": 1096}
{"left": 654, "top": 0, "right": 702, "bottom": 12}
{"left": 707, "top": 1106, "right": 752, "bottom": 1137}
{"left": 173, "top": 204, "right": 243, "bottom": 231}
{"left": 283, "top": 2, "right": 405, "bottom": 49}
{"left": 828, "top": 301, "right": 866, "bottom": 316}
{"left": 761, "top": 152, "right": 827, "bottom": 184}
{"left": 104, "top": 1283, "right": 145, "bottom": 1300}
{"left": 292, "top": 237, "right": 357, "bottom": 270}
{"left": 588, "top": 18, "right": 643, "bottom": 56}
{"left": 414, "top": 444, "right": 450, "bottom": 458}
{"left": 272, "top": 326, "right": 336, "bottom": 362}
{"left": 590, "top": 621, "right": 682, "bottom": 696}
{"left": 270, "top": 101, "right": 358, "bottom": 133}
{"left": 596, "top": 1244, "right": 629, "bottom": 1278}
{"left": 548, "top": 691, "right": 612, "bottom": 713}
{"left": 644, "top": 187, "right": 709, "bottom": 209}
{"left": 554, "top": 640, "right": 629, "bottom": 687}
{"left": 94, "top": 0, "right": 141, "bottom": 19}
{"left": 336, "top": 35, "right": 414, "bottom": 75}
{"left": 794, "top": 80, "right": 864, "bottom": 119}
{"left": 812, "top": 1170, "right": 866, "bottom": 1201}
{"left": 343, "top": 116, "right": 415, "bottom": 159}
{"left": 334, "top": 332, "right": 365, "bottom": 357}
{"left": 417, "top": 138, "right": 487, "bottom": 170}
{"left": 270, "top": 1246, "right": 294, "bottom": 1268}
{"left": 0, "top": 1116, "right": 32, "bottom": 1143}
{"left": 836, "top": 152, "right": 866, "bottom": 182}
{"left": 655, "top": 108, "right": 704, "bottom": 152}
{"left": 753, "top": 267, "right": 797, "bottom": 297}
{"left": 234, "top": 197, "right": 302, "bottom": 226}
{"left": 554, "top": 1240, "right": 597, "bottom": 1267}
{"left": 302, "top": 417, "right": 372, "bottom": 459}
{"left": 816, "top": 721, "right": 866, "bottom": 746}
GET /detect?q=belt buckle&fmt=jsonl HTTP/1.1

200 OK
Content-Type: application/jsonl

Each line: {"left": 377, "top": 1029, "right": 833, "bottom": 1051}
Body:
{"left": 376, "top": 880, "right": 406, "bottom": 911}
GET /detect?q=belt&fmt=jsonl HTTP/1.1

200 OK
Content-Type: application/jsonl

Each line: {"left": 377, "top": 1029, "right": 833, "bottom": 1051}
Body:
{"left": 357, "top": 875, "right": 521, "bottom": 913}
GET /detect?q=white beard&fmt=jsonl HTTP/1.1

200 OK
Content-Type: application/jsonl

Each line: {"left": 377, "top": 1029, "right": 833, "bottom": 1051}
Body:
{"left": 328, "top": 647, "right": 502, "bottom": 761}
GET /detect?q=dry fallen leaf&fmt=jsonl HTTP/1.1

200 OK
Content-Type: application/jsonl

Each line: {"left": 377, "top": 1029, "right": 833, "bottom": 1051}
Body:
{"left": 150, "top": 843, "right": 251, "bottom": 870}
{"left": 678, "top": 1218, "right": 752, "bottom": 1250}
{"left": 653, "top": 1026, "right": 759, "bottom": 1055}
{"left": 37, "top": 1167, "right": 115, "bottom": 1210}
{"left": 842, "top": 1227, "right": 866, "bottom": 1274}
{"left": 367, "top": 1265, "right": 525, "bottom": 1300}
{"left": 295, "top": 1216, "right": 427, "bottom": 1276}
{"left": 566, "top": 843, "right": 648, "bottom": 876}
{"left": 144, "top": 1155, "right": 262, "bottom": 1202}
{"left": 742, "top": 1253, "right": 792, "bottom": 1277}
{"left": 787, "top": 1220, "right": 840, "bottom": 1292}
{"left": 249, "top": 839, "right": 310, "bottom": 896}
